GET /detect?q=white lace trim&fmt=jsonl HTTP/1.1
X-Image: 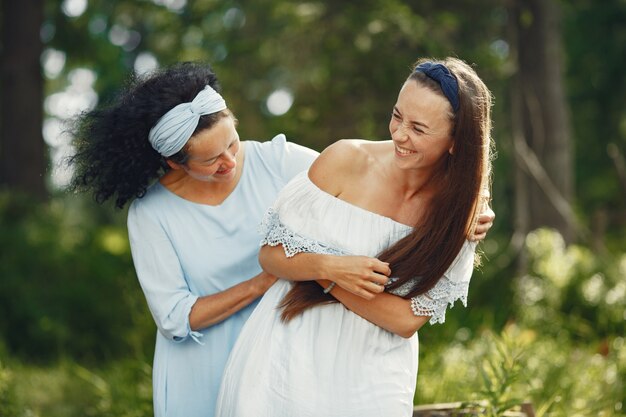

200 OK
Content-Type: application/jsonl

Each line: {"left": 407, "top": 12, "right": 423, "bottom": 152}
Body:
{"left": 409, "top": 277, "right": 469, "bottom": 325}
{"left": 259, "top": 208, "right": 347, "bottom": 258}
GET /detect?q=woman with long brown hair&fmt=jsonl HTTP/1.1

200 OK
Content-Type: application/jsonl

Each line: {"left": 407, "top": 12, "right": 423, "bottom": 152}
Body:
{"left": 215, "top": 57, "right": 494, "bottom": 417}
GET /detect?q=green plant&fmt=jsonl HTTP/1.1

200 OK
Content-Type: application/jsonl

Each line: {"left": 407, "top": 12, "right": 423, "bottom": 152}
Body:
{"left": 473, "top": 331, "right": 526, "bottom": 417}
{"left": 0, "top": 359, "right": 21, "bottom": 417}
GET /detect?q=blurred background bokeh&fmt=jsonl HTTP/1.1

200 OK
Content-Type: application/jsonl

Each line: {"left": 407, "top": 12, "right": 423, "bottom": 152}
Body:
{"left": 0, "top": 0, "right": 624, "bottom": 416}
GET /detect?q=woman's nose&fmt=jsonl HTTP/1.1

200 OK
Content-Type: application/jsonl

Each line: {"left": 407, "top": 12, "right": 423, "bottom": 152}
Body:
{"left": 392, "top": 123, "right": 409, "bottom": 142}
{"left": 221, "top": 151, "right": 236, "bottom": 168}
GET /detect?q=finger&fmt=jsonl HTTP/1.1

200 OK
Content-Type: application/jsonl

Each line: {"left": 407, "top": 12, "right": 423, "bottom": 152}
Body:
{"left": 471, "top": 231, "right": 487, "bottom": 242}
{"left": 479, "top": 207, "right": 495, "bottom": 222}
{"left": 368, "top": 272, "right": 389, "bottom": 286}
{"left": 371, "top": 259, "right": 391, "bottom": 276}
{"left": 354, "top": 288, "right": 376, "bottom": 300}
{"left": 339, "top": 282, "right": 374, "bottom": 300}
{"left": 474, "top": 223, "right": 489, "bottom": 234}
{"left": 362, "top": 280, "right": 385, "bottom": 294}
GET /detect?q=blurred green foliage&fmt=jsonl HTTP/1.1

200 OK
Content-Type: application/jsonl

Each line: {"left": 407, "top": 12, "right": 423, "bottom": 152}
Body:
{"left": 415, "top": 229, "right": 626, "bottom": 416}
{"left": 0, "top": 191, "right": 154, "bottom": 362}
{"left": 0, "top": 359, "right": 20, "bottom": 417}
{"left": 517, "top": 229, "right": 626, "bottom": 340}
{"left": 417, "top": 325, "right": 624, "bottom": 417}
{"left": 0, "top": 357, "right": 152, "bottom": 417}
{"left": 0, "top": 0, "right": 625, "bottom": 415}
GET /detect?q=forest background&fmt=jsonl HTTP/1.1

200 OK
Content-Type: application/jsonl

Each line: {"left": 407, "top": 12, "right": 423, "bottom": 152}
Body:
{"left": 0, "top": 0, "right": 625, "bottom": 416}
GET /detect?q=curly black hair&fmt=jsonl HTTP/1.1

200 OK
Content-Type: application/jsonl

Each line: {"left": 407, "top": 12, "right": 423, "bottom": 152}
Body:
{"left": 68, "top": 62, "right": 229, "bottom": 208}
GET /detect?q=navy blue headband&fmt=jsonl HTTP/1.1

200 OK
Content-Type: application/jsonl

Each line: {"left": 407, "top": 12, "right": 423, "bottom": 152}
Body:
{"left": 413, "top": 62, "right": 460, "bottom": 113}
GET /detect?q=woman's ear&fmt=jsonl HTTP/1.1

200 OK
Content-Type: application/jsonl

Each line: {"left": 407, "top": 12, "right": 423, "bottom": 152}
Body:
{"left": 165, "top": 159, "right": 183, "bottom": 170}
{"left": 448, "top": 142, "right": 454, "bottom": 155}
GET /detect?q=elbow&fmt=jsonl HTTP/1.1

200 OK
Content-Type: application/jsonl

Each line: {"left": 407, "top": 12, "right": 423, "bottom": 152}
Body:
{"left": 153, "top": 294, "right": 200, "bottom": 340}
{"left": 188, "top": 315, "right": 202, "bottom": 332}
{"left": 258, "top": 245, "right": 274, "bottom": 273}
{"left": 397, "top": 328, "right": 417, "bottom": 339}
{"left": 396, "top": 317, "right": 428, "bottom": 339}
{"left": 157, "top": 317, "right": 188, "bottom": 341}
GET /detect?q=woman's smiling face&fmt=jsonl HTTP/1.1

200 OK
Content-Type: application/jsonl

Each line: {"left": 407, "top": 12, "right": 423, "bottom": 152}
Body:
{"left": 389, "top": 80, "right": 454, "bottom": 172}
{"left": 178, "top": 116, "right": 241, "bottom": 183}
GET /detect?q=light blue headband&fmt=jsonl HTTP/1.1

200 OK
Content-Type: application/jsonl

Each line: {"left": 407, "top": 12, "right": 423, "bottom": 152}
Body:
{"left": 148, "top": 85, "right": 227, "bottom": 157}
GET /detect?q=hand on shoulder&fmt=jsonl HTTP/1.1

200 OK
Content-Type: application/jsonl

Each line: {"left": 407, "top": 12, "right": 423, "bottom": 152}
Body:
{"left": 308, "top": 139, "right": 371, "bottom": 196}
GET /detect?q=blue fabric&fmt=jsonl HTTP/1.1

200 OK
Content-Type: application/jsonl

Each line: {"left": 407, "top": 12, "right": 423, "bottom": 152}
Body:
{"left": 414, "top": 62, "right": 460, "bottom": 113}
{"left": 127, "top": 134, "right": 318, "bottom": 417}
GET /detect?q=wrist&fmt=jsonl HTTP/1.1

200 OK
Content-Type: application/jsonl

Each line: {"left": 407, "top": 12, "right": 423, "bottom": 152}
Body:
{"left": 316, "top": 279, "right": 335, "bottom": 293}
{"left": 317, "top": 255, "right": 337, "bottom": 281}
{"left": 250, "top": 273, "right": 270, "bottom": 298}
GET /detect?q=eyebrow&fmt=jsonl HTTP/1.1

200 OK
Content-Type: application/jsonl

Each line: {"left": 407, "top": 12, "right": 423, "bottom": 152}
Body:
{"left": 205, "top": 139, "right": 235, "bottom": 162}
{"left": 202, "top": 136, "right": 237, "bottom": 162}
{"left": 394, "top": 106, "right": 430, "bottom": 129}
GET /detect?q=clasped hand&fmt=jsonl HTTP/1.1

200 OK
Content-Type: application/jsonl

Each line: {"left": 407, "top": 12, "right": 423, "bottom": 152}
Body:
{"left": 327, "top": 207, "right": 495, "bottom": 299}
{"left": 326, "top": 256, "right": 391, "bottom": 300}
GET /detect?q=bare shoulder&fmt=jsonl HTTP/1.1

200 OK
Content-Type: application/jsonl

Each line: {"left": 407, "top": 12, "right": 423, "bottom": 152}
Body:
{"left": 308, "top": 139, "right": 375, "bottom": 196}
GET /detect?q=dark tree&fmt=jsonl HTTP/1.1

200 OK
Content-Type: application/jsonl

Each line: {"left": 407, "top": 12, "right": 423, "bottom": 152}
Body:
{"left": 508, "top": 0, "right": 576, "bottom": 243}
{"left": 0, "top": 0, "right": 46, "bottom": 198}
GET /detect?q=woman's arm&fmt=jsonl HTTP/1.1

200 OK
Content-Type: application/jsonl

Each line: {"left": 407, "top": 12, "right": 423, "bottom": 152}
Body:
{"left": 320, "top": 279, "right": 429, "bottom": 338}
{"left": 259, "top": 245, "right": 389, "bottom": 300}
{"left": 259, "top": 244, "right": 427, "bottom": 337}
{"left": 188, "top": 271, "right": 276, "bottom": 330}
{"left": 129, "top": 203, "right": 277, "bottom": 340}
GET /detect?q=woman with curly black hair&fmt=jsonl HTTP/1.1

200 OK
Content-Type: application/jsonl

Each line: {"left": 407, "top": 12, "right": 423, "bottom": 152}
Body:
{"left": 69, "top": 62, "right": 322, "bottom": 417}
{"left": 69, "top": 62, "right": 494, "bottom": 417}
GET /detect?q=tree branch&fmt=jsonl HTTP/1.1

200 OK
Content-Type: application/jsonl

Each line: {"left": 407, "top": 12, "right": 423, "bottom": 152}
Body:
{"left": 512, "top": 133, "right": 588, "bottom": 239}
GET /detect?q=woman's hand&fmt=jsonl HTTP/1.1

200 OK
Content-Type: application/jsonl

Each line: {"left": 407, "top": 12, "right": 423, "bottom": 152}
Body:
{"left": 470, "top": 206, "right": 495, "bottom": 241}
{"left": 324, "top": 255, "right": 391, "bottom": 300}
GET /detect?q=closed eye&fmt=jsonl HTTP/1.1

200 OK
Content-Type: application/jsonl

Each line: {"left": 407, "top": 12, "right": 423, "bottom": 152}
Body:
{"left": 201, "top": 155, "right": 220, "bottom": 165}
{"left": 202, "top": 139, "right": 237, "bottom": 164}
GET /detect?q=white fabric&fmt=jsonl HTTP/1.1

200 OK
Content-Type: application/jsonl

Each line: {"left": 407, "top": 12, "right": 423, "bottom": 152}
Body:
{"left": 148, "top": 85, "right": 227, "bottom": 157}
{"left": 215, "top": 172, "right": 477, "bottom": 417}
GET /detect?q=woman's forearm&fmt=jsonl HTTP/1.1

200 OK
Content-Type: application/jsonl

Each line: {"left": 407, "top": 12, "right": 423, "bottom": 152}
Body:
{"left": 259, "top": 245, "right": 390, "bottom": 299}
{"left": 188, "top": 271, "right": 276, "bottom": 330}
{"left": 259, "top": 245, "right": 336, "bottom": 281}
{"left": 260, "top": 245, "right": 428, "bottom": 336}
{"left": 319, "top": 280, "right": 430, "bottom": 338}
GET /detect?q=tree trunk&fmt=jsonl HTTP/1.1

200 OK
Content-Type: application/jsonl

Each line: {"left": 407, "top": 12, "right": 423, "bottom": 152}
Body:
{"left": 0, "top": 0, "right": 47, "bottom": 198}
{"left": 509, "top": 0, "right": 575, "bottom": 242}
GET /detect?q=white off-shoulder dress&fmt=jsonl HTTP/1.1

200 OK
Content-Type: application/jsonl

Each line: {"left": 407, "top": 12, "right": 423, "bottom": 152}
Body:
{"left": 215, "top": 171, "right": 477, "bottom": 417}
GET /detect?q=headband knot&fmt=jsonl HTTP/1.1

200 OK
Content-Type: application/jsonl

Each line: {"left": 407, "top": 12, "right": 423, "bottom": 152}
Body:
{"left": 413, "top": 62, "right": 460, "bottom": 113}
{"left": 148, "top": 85, "right": 227, "bottom": 157}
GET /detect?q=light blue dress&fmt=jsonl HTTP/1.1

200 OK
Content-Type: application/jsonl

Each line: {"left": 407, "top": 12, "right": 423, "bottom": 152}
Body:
{"left": 127, "top": 135, "right": 318, "bottom": 417}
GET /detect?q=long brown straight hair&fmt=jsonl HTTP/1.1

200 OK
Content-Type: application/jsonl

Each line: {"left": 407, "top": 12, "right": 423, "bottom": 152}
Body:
{"left": 279, "top": 57, "right": 494, "bottom": 321}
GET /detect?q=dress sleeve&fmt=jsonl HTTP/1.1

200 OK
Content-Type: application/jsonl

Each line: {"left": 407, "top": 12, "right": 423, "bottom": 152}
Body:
{"left": 257, "top": 172, "right": 349, "bottom": 257}
{"left": 268, "top": 134, "right": 319, "bottom": 183}
{"left": 259, "top": 207, "right": 346, "bottom": 257}
{"left": 409, "top": 241, "right": 477, "bottom": 325}
{"left": 127, "top": 201, "right": 203, "bottom": 344}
